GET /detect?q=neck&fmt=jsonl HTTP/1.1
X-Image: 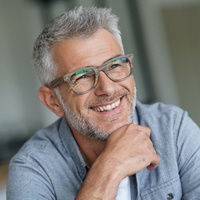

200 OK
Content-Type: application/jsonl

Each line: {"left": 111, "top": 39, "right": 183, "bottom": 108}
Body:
{"left": 71, "top": 127, "right": 106, "bottom": 167}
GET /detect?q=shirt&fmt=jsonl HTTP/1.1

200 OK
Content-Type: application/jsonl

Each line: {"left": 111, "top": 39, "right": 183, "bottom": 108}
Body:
{"left": 7, "top": 101, "right": 200, "bottom": 200}
{"left": 116, "top": 177, "right": 131, "bottom": 200}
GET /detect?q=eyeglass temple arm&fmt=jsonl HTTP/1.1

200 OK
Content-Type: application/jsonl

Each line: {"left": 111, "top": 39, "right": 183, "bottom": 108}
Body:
{"left": 48, "top": 77, "right": 65, "bottom": 88}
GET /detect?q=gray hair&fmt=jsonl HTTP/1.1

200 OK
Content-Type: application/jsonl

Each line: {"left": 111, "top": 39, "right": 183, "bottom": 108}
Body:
{"left": 33, "top": 6, "right": 124, "bottom": 85}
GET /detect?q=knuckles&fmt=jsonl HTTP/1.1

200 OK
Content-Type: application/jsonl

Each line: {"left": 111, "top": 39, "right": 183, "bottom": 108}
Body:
{"left": 104, "top": 123, "right": 160, "bottom": 174}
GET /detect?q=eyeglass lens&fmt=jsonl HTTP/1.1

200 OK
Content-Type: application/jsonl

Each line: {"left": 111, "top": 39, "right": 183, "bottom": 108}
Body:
{"left": 70, "top": 56, "right": 131, "bottom": 93}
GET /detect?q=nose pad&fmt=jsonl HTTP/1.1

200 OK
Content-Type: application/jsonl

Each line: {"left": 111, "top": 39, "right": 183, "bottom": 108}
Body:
{"left": 94, "top": 71, "right": 116, "bottom": 96}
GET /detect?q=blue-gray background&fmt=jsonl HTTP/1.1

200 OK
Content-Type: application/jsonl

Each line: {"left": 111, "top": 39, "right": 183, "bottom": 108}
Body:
{"left": 1, "top": 0, "right": 200, "bottom": 198}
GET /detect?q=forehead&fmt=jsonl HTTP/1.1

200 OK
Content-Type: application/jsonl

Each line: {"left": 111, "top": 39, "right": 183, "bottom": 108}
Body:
{"left": 52, "top": 29, "right": 123, "bottom": 76}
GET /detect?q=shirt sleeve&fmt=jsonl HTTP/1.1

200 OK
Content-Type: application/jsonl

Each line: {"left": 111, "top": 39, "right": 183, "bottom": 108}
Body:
{"left": 176, "top": 111, "right": 200, "bottom": 199}
{"left": 7, "top": 154, "right": 56, "bottom": 200}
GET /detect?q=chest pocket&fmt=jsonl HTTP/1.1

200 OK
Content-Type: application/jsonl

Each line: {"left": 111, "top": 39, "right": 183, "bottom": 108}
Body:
{"left": 140, "top": 177, "right": 182, "bottom": 200}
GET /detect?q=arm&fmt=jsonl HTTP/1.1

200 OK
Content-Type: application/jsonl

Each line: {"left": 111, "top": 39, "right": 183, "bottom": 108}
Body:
{"left": 176, "top": 112, "right": 200, "bottom": 199}
{"left": 76, "top": 124, "right": 160, "bottom": 200}
{"left": 7, "top": 155, "right": 56, "bottom": 200}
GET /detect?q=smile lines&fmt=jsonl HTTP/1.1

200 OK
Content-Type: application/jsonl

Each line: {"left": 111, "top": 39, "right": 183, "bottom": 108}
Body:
{"left": 93, "top": 99, "right": 120, "bottom": 112}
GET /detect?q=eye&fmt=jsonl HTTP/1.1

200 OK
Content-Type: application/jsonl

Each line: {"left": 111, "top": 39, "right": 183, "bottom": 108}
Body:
{"left": 71, "top": 69, "right": 94, "bottom": 83}
{"left": 76, "top": 73, "right": 92, "bottom": 80}
{"left": 109, "top": 63, "right": 121, "bottom": 70}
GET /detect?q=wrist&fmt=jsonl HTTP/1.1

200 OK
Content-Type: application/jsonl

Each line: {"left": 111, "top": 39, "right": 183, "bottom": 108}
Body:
{"left": 76, "top": 155, "right": 124, "bottom": 200}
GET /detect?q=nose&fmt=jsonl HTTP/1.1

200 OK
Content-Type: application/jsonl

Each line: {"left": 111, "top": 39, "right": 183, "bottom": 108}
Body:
{"left": 94, "top": 71, "right": 117, "bottom": 96}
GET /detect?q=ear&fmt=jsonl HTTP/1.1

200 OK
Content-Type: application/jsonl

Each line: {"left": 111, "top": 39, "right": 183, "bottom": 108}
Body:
{"left": 38, "top": 86, "right": 65, "bottom": 117}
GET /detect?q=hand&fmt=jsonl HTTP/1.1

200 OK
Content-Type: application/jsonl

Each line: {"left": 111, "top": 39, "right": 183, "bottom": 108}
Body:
{"left": 98, "top": 123, "right": 160, "bottom": 179}
{"left": 75, "top": 123, "right": 160, "bottom": 200}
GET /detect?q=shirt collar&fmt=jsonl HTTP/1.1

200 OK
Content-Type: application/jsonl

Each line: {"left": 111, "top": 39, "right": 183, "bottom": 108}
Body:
{"left": 58, "top": 103, "right": 139, "bottom": 180}
{"left": 58, "top": 117, "right": 88, "bottom": 180}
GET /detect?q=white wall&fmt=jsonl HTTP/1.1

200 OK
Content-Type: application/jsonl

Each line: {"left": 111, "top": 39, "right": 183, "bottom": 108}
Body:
{"left": 137, "top": 0, "right": 200, "bottom": 125}
{"left": 0, "top": 0, "right": 59, "bottom": 140}
{"left": 161, "top": 2, "right": 200, "bottom": 125}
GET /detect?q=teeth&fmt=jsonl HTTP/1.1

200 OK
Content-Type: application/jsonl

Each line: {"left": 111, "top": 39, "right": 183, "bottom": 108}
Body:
{"left": 93, "top": 99, "right": 120, "bottom": 112}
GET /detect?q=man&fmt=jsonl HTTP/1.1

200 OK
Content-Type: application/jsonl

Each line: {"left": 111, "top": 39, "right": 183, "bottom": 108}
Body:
{"left": 7, "top": 6, "right": 200, "bottom": 200}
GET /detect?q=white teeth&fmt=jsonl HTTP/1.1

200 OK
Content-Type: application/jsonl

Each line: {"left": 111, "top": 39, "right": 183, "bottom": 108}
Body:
{"left": 93, "top": 99, "right": 120, "bottom": 112}
{"left": 100, "top": 107, "right": 104, "bottom": 112}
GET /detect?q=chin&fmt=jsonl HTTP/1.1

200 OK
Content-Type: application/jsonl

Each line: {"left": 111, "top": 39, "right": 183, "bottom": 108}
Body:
{"left": 92, "top": 118, "right": 132, "bottom": 141}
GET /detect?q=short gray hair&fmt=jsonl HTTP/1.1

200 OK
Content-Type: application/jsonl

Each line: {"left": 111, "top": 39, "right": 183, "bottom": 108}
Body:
{"left": 33, "top": 6, "right": 124, "bottom": 85}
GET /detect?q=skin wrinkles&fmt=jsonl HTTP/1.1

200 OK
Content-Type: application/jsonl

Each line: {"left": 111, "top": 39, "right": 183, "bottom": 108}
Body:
{"left": 86, "top": 89, "right": 131, "bottom": 109}
{"left": 58, "top": 85, "right": 136, "bottom": 140}
{"left": 10, "top": 8, "right": 162, "bottom": 200}
{"left": 36, "top": 14, "right": 160, "bottom": 200}
{"left": 52, "top": 29, "right": 136, "bottom": 141}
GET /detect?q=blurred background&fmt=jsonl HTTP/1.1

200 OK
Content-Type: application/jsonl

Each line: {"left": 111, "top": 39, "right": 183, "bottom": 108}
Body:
{"left": 0, "top": 0, "right": 200, "bottom": 198}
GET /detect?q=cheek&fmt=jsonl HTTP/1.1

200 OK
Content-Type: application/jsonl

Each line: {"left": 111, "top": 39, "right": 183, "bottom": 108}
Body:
{"left": 65, "top": 94, "right": 89, "bottom": 113}
{"left": 123, "top": 76, "right": 135, "bottom": 92}
{"left": 57, "top": 86, "right": 87, "bottom": 116}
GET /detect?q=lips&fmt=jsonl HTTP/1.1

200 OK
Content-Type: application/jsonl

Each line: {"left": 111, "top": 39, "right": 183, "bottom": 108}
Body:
{"left": 92, "top": 99, "right": 120, "bottom": 112}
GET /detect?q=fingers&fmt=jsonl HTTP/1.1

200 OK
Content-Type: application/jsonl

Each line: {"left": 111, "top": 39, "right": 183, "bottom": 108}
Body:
{"left": 134, "top": 123, "right": 160, "bottom": 170}
{"left": 106, "top": 122, "right": 160, "bottom": 175}
{"left": 126, "top": 123, "right": 161, "bottom": 171}
{"left": 133, "top": 123, "right": 151, "bottom": 137}
{"left": 147, "top": 155, "right": 161, "bottom": 170}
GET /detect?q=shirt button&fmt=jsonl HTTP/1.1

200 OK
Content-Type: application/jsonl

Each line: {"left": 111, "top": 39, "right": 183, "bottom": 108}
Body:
{"left": 167, "top": 193, "right": 174, "bottom": 199}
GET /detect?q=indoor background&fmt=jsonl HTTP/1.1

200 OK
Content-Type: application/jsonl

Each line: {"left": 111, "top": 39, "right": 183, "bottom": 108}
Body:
{"left": 1, "top": 0, "right": 200, "bottom": 199}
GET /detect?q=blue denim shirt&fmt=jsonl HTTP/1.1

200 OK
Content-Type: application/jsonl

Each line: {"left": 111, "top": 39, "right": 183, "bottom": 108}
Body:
{"left": 7, "top": 102, "right": 200, "bottom": 199}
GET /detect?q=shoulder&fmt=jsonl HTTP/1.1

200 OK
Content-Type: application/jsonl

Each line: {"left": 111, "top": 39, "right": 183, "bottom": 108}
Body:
{"left": 7, "top": 117, "right": 85, "bottom": 199}
{"left": 136, "top": 101, "right": 200, "bottom": 153}
{"left": 18, "top": 118, "right": 63, "bottom": 156}
{"left": 135, "top": 101, "right": 189, "bottom": 128}
{"left": 136, "top": 101, "right": 184, "bottom": 118}
{"left": 9, "top": 117, "right": 68, "bottom": 172}
{"left": 135, "top": 101, "right": 200, "bottom": 149}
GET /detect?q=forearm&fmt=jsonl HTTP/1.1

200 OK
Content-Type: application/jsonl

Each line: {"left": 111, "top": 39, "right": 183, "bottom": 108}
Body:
{"left": 76, "top": 124, "right": 160, "bottom": 199}
{"left": 76, "top": 155, "right": 123, "bottom": 200}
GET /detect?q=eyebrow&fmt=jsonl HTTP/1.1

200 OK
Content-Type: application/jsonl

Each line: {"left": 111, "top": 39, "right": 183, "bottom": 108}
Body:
{"left": 67, "top": 54, "right": 123, "bottom": 75}
{"left": 102, "top": 54, "right": 122, "bottom": 64}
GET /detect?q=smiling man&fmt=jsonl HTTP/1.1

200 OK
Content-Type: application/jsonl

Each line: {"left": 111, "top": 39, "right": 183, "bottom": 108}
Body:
{"left": 7, "top": 7, "right": 200, "bottom": 200}
{"left": 49, "top": 29, "right": 136, "bottom": 141}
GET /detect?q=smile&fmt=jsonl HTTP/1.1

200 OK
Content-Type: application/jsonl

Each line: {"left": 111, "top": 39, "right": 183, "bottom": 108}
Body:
{"left": 92, "top": 99, "right": 121, "bottom": 112}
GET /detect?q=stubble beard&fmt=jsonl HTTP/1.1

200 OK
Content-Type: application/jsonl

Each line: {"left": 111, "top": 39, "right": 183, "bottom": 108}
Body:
{"left": 55, "top": 86, "right": 137, "bottom": 141}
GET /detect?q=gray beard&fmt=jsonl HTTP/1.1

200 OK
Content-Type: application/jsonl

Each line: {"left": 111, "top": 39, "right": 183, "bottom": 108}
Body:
{"left": 55, "top": 87, "right": 137, "bottom": 141}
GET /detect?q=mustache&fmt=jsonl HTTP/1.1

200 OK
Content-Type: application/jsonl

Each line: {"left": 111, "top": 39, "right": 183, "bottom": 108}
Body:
{"left": 86, "top": 89, "right": 131, "bottom": 108}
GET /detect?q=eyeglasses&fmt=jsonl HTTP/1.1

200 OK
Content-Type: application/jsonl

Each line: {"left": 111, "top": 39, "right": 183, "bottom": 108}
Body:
{"left": 48, "top": 54, "right": 133, "bottom": 94}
